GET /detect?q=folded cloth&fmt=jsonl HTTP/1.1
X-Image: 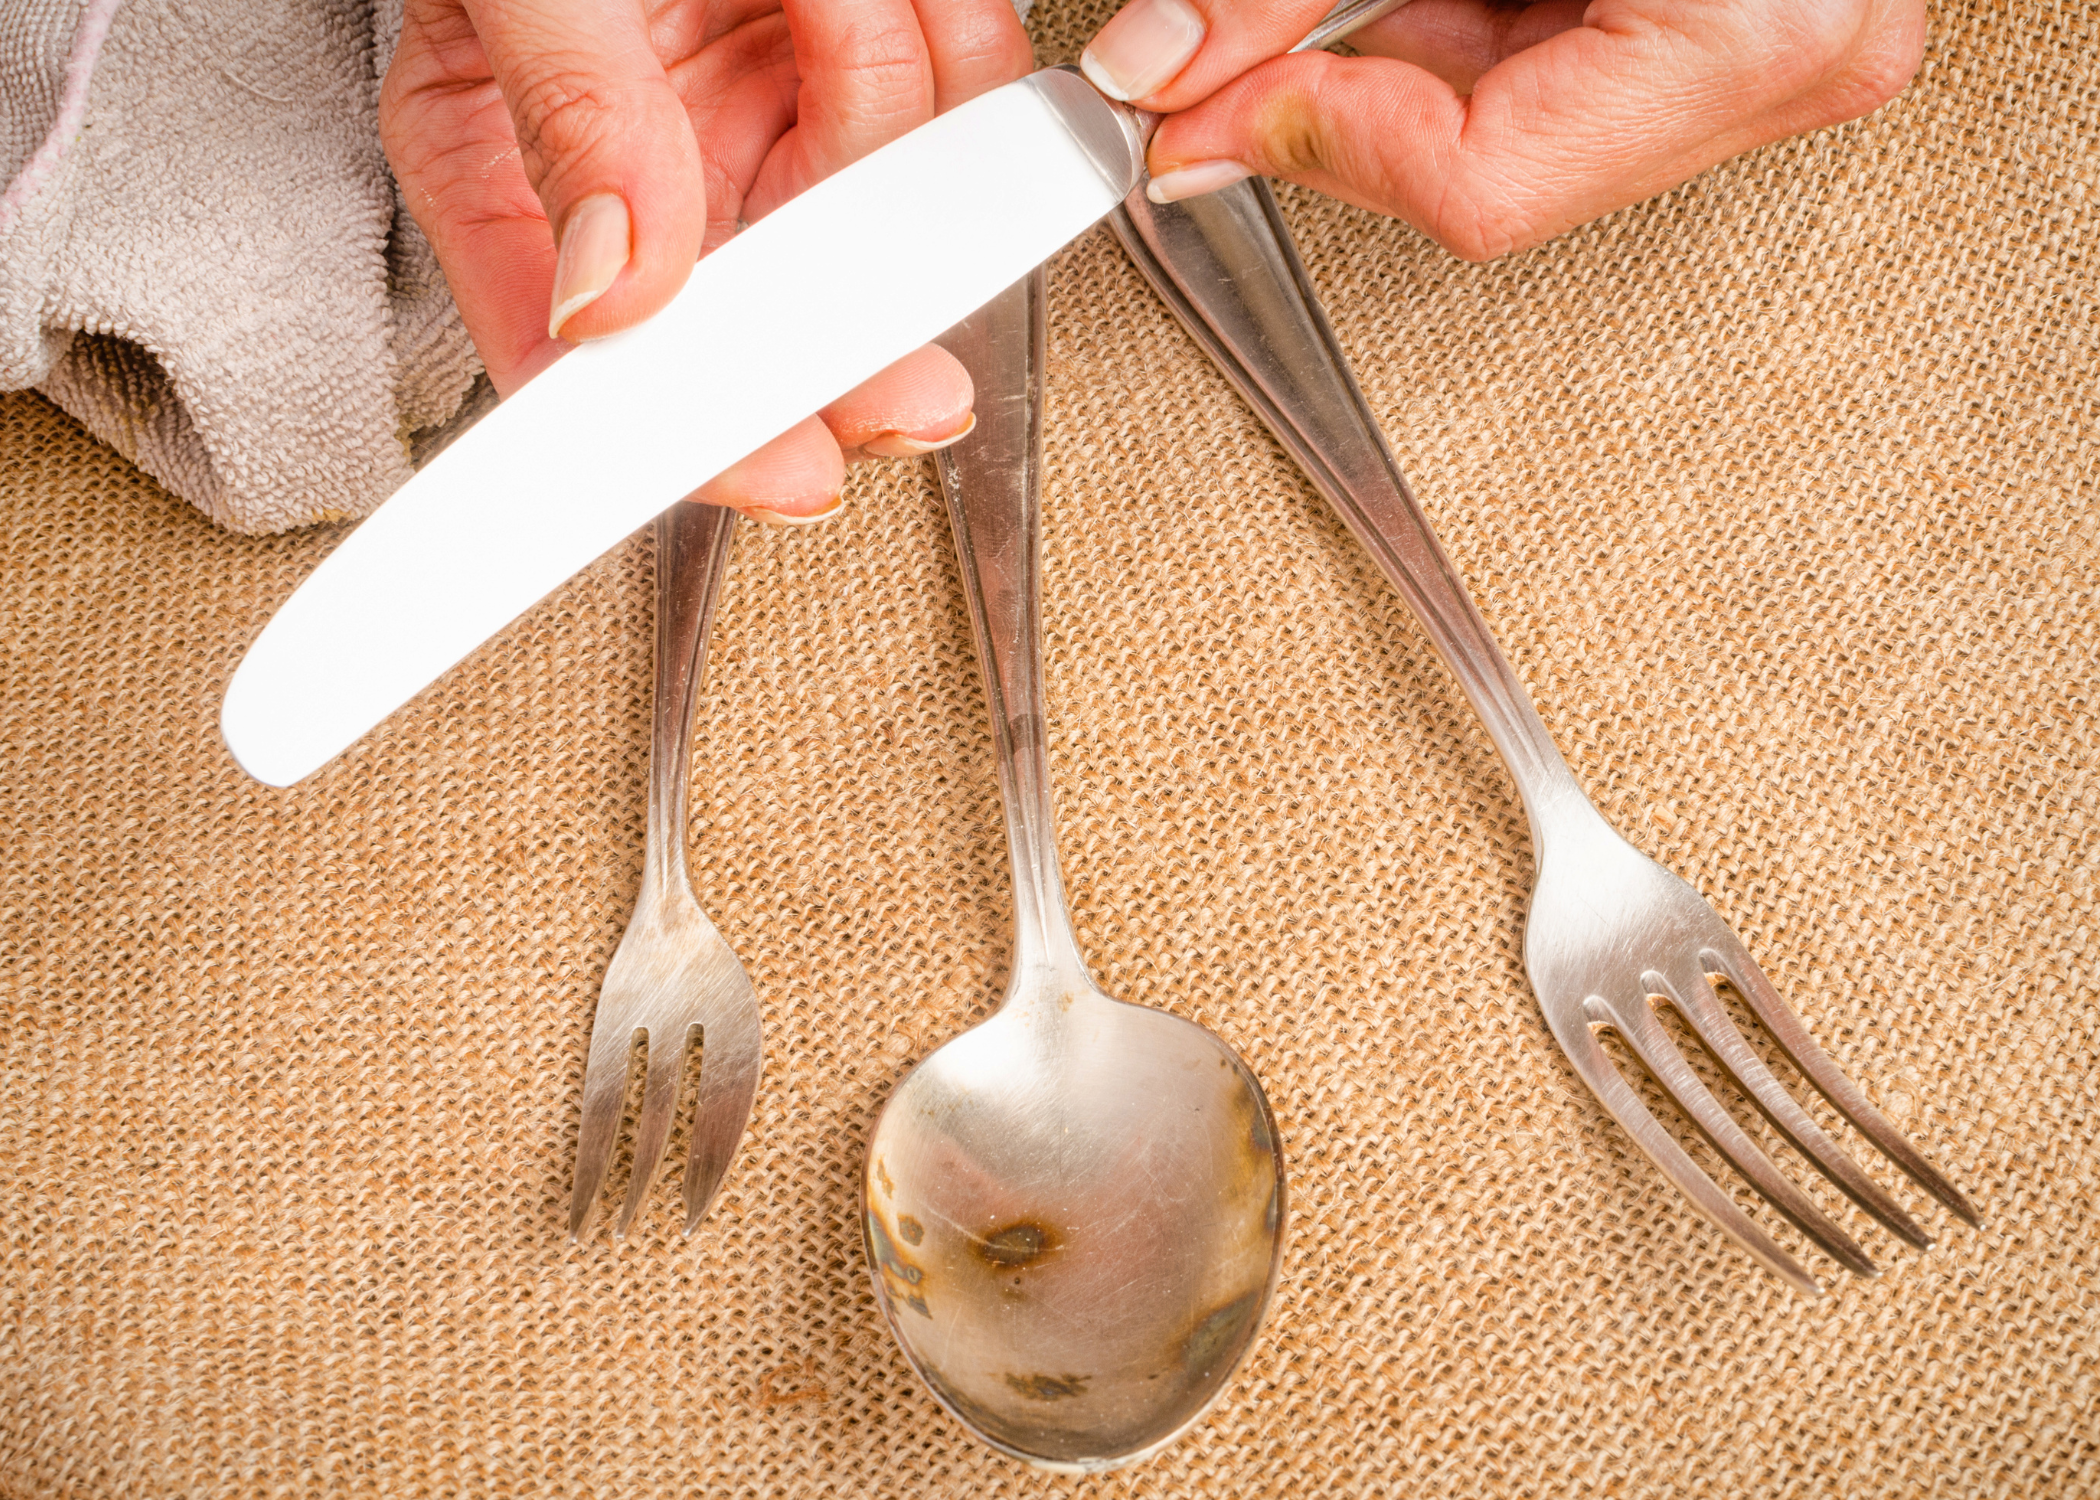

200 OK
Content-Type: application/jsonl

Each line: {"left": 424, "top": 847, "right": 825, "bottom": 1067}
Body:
{"left": 0, "top": 0, "right": 483, "bottom": 534}
{"left": 0, "top": 0, "right": 1034, "bottom": 538}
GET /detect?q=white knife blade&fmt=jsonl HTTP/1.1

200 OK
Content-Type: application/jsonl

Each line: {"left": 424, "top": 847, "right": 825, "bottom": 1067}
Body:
{"left": 221, "top": 68, "right": 1145, "bottom": 787}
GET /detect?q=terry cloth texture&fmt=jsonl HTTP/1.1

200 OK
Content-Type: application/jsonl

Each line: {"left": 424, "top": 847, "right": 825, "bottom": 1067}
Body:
{"left": 0, "top": 0, "right": 1036, "bottom": 537}
{"left": 1, "top": 1, "right": 2095, "bottom": 1496}
{"left": 0, "top": 0, "right": 479, "bottom": 534}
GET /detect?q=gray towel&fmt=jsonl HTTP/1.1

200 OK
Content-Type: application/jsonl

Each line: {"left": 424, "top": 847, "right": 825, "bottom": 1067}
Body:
{"left": 0, "top": 0, "right": 479, "bottom": 534}
{"left": 0, "top": 0, "right": 1033, "bottom": 536}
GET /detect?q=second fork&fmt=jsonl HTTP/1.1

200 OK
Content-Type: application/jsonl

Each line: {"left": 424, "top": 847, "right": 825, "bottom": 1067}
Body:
{"left": 1113, "top": 180, "right": 1979, "bottom": 1293}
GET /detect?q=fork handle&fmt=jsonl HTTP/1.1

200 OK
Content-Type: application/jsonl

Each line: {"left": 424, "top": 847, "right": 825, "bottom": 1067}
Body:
{"left": 647, "top": 502, "right": 737, "bottom": 895}
{"left": 1110, "top": 182, "right": 1591, "bottom": 839}
{"left": 1291, "top": 0, "right": 1413, "bottom": 52}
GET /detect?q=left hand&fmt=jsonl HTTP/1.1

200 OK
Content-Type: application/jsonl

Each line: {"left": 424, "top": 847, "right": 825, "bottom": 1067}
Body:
{"left": 381, "top": 0, "right": 1034, "bottom": 523}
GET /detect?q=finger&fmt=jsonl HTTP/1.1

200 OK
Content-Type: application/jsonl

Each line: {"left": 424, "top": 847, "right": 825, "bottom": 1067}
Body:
{"left": 742, "top": 2, "right": 1031, "bottom": 224}
{"left": 460, "top": 0, "right": 709, "bottom": 345}
{"left": 1078, "top": 0, "right": 1332, "bottom": 109}
{"left": 908, "top": 0, "right": 1037, "bottom": 110}
{"left": 765, "top": 0, "right": 938, "bottom": 197}
{"left": 690, "top": 415, "right": 847, "bottom": 524}
{"left": 1145, "top": 1, "right": 1925, "bottom": 260}
{"left": 382, "top": 1, "right": 567, "bottom": 393}
{"left": 656, "top": 11, "right": 801, "bottom": 252}
{"left": 819, "top": 344, "right": 976, "bottom": 460}
{"left": 690, "top": 342, "right": 979, "bottom": 522}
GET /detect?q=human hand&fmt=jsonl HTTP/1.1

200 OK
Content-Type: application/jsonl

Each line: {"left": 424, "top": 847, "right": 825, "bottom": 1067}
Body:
{"left": 1079, "top": 0, "right": 1924, "bottom": 261}
{"left": 381, "top": 0, "right": 1033, "bottom": 522}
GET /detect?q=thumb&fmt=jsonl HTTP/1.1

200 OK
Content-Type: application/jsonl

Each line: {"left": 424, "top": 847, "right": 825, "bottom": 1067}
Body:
{"left": 464, "top": 0, "right": 707, "bottom": 344}
{"left": 1077, "top": 0, "right": 1334, "bottom": 107}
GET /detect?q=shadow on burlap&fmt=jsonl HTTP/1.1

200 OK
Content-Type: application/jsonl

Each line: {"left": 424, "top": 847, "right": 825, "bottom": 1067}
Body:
{"left": 3, "top": 2, "right": 2095, "bottom": 1495}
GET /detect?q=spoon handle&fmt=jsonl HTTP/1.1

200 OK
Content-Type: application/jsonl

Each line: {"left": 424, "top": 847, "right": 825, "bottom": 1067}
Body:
{"left": 933, "top": 270, "right": 1090, "bottom": 978}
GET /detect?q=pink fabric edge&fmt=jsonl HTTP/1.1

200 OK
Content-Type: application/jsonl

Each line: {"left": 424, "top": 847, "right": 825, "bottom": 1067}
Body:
{"left": 0, "top": 0, "right": 124, "bottom": 239}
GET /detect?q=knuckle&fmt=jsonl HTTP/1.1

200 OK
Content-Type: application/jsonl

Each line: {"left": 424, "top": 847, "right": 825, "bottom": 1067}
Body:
{"left": 379, "top": 76, "right": 517, "bottom": 193}
{"left": 944, "top": 27, "right": 1036, "bottom": 93}
{"left": 1789, "top": 0, "right": 1875, "bottom": 64}
{"left": 830, "top": 14, "right": 931, "bottom": 92}
{"left": 1428, "top": 176, "right": 1537, "bottom": 263}
{"left": 1433, "top": 219, "right": 1513, "bottom": 264}
{"left": 506, "top": 67, "right": 630, "bottom": 176}
{"left": 1761, "top": 0, "right": 1924, "bottom": 121}
{"left": 1758, "top": 0, "right": 1877, "bottom": 92}
{"left": 1844, "top": 7, "right": 1927, "bottom": 111}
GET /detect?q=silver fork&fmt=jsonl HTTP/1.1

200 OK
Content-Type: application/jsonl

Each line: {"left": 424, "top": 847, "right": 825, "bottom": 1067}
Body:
{"left": 569, "top": 502, "right": 763, "bottom": 1240}
{"left": 1112, "top": 180, "right": 1980, "bottom": 1293}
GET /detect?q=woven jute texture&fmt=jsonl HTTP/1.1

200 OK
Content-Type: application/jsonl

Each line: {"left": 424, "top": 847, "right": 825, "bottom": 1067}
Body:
{"left": 4, "top": 3, "right": 2095, "bottom": 1496}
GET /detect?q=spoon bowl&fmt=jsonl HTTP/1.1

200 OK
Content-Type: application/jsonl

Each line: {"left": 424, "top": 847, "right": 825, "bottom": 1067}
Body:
{"left": 865, "top": 975, "right": 1283, "bottom": 1471}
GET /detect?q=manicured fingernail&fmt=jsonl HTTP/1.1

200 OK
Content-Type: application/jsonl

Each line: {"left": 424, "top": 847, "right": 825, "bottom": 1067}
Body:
{"left": 1081, "top": 0, "right": 1206, "bottom": 102}
{"left": 548, "top": 194, "right": 631, "bottom": 340}
{"left": 742, "top": 496, "right": 845, "bottom": 527}
{"left": 861, "top": 412, "right": 977, "bottom": 459}
{"left": 1145, "top": 159, "right": 1255, "bottom": 204}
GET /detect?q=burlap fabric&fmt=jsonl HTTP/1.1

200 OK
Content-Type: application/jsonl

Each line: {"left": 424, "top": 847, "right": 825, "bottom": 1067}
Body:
{"left": 4, "top": 2, "right": 2094, "bottom": 1495}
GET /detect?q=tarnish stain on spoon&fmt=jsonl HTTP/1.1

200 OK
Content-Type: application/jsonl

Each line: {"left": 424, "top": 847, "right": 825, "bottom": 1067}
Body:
{"left": 976, "top": 1221, "right": 1058, "bottom": 1268}
{"left": 1181, "top": 1290, "right": 1263, "bottom": 1378}
{"left": 1006, "top": 1373, "right": 1090, "bottom": 1401}
{"left": 867, "top": 1212, "right": 931, "bottom": 1318}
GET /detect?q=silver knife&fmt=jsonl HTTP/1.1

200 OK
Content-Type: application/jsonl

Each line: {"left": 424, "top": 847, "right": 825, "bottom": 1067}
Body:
{"left": 223, "top": 4, "right": 1409, "bottom": 788}
{"left": 222, "top": 69, "right": 1146, "bottom": 787}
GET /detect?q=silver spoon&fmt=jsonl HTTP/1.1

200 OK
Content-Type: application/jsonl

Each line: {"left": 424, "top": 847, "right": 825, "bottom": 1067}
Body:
{"left": 860, "top": 268, "right": 1285, "bottom": 1474}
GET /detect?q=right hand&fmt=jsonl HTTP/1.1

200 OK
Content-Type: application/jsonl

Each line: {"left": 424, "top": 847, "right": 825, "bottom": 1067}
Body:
{"left": 381, "top": 0, "right": 1035, "bottom": 524}
{"left": 1080, "top": 0, "right": 1924, "bottom": 263}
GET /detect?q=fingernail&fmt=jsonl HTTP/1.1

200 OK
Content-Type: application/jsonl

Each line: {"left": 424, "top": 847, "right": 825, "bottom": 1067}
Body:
{"left": 742, "top": 496, "right": 845, "bottom": 528}
{"left": 860, "top": 412, "right": 977, "bottom": 459}
{"left": 1080, "top": 0, "right": 1206, "bottom": 102}
{"left": 1145, "top": 159, "right": 1255, "bottom": 204}
{"left": 548, "top": 194, "right": 631, "bottom": 340}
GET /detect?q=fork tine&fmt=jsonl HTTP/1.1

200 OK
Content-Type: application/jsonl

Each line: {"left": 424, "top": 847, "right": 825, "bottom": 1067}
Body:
{"left": 615, "top": 1024, "right": 695, "bottom": 1239}
{"left": 1547, "top": 1005, "right": 1822, "bottom": 1295}
{"left": 681, "top": 999, "right": 763, "bottom": 1234}
{"left": 1705, "top": 938, "right": 1982, "bottom": 1227}
{"left": 1649, "top": 964, "right": 1932, "bottom": 1251}
{"left": 1593, "top": 993, "right": 1878, "bottom": 1279}
{"left": 569, "top": 1021, "right": 640, "bottom": 1240}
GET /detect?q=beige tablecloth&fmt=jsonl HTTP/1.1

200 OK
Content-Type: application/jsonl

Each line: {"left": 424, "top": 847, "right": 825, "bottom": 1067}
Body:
{"left": 2, "top": 2, "right": 2095, "bottom": 1495}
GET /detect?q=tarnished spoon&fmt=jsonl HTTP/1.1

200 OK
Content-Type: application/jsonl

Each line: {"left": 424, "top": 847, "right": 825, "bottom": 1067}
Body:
{"left": 860, "top": 269, "right": 1285, "bottom": 1474}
